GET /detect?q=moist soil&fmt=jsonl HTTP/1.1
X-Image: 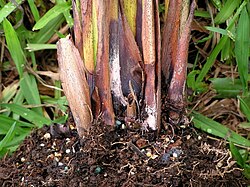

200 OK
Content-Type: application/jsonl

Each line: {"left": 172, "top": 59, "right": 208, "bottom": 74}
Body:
{"left": 0, "top": 116, "right": 249, "bottom": 187}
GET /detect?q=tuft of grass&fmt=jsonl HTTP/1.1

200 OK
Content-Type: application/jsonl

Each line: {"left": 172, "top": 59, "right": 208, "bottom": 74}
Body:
{"left": 189, "top": 0, "right": 250, "bottom": 179}
{"left": 0, "top": 0, "right": 70, "bottom": 157}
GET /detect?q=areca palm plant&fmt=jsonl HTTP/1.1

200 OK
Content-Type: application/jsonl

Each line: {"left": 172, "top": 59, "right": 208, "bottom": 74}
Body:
{"left": 57, "top": 0, "right": 196, "bottom": 137}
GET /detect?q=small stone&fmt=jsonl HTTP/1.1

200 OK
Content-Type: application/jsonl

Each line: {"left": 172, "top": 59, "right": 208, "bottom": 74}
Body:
{"left": 172, "top": 152, "right": 178, "bottom": 158}
{"left": 121, "top": 124, "right": 126, "bottom": 129}
{"left": 54, "top": 152, "right": 62, "bottom": 157}
{"left": 151, "top": 154, "right": 158, "bottom": 159}
{"left": 165, "top": 137, "right": 170, "bottom": 143}
{"left": 115, "top": 120, "right": 122, "bottom": 127}
{"left": 58, "top": 162, "right": 64, "bottom": 166}
{"left": 69, "top": 124, "right": 75, "bottom": 130}
{"left": 95, "top": 166, "right": 102, "bottom": 174}
{"left": 146, "top": 152, "right": 152, "bottom": 157}
{"left": 43, "top": 133, "right": 51, "bottom": 139}
{"left": 21, "top": 157, "right": 26, "bottom": 162}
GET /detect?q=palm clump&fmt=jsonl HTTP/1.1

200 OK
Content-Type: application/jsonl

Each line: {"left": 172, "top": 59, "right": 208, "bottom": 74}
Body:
{"left": 57, "top": 0, "right": 196, "bottom": 137}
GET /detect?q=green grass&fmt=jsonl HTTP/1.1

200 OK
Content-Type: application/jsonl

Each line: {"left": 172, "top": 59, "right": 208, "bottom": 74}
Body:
{"left": 0, "top": 0, "right": 69, "bottom": 157}
{"left": 189, "top": 0, "right": 250, "bottom": 179}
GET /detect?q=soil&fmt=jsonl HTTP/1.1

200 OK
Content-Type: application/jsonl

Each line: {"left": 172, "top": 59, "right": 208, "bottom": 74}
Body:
{"left": 0, "top": 115, "right": 249, "bottom": 187}
{"left": 1, "top": 2, "right": 249, "bottom": 186}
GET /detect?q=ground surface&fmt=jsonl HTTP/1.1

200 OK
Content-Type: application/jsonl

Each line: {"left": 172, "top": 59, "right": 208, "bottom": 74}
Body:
{"left": 0, "top": 116, "right": 248, "bottom": 187}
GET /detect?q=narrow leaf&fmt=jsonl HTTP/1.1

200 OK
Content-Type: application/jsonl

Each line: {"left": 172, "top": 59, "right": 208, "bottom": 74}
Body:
{"left": 19, "top": 73, "right": 42, "bottom": 114}
{"left": 0, "top": 115, "right": 33, "bottom": 135}
{"left": 0, "top": 103, "right": 52, "bottom": 127}
{"left": 3, "top": 19, "right": 25, "bottom": 77}
{"left": 238, "top": 96, "right": 250, "bottom": 122}
{"left": 192, "top": 112, "right": 250, "bottom": 147}
{"left": 229, "top": 142, "right": 245, "bottom": 168}
{"left": 0, "top": 122, "right": 16, "bottom": 152}
{"left": 27, "top": 0, "right": 40, "bottom": 22}
{"left": 235, "top": 7, "right": 249, "bottom": 93}
{"left": 0, "top": 0, "right": 23, "bottom": 23}
{"left": 33, "top": 3, "right": 70, "bottom": 31}
{"left": 214, "top": 0, "right": 241, "bottom": 24}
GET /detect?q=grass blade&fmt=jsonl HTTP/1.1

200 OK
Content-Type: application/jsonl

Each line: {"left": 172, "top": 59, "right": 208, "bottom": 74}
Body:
{"left": 238, "top": 96, "right": 250, "bottom": 121}
{"left": 3, "top": 19, "right": 25, "bottom": 77}
{"left": 196, "top": 1, "right": 248, "bottom": 84}
{"left": 27, "top": 0, "right": 40, "bottom": 22}
{"left": 0, "top": 81, "right": 19, "bottom": 103}
{"left": 230, "top": 142, "right": 245, "bottom": 168}
{"left": 192, "top": 112, "right": 250, "bottom": 147}
{"left": 196, "top": 35, "right": 228, "bottom": 83}
{"left": 0, "top": 0, "right": 23, "bottom": 23}
{"left": 0, "top": 115, "right": 33, "bottom": 135}
{"left": 0, "top": 103, "right": 52, "bottom": 127}
{"left": 235, "top": 6, "right": 249, "bottom": 93}
{"left": 210, "top": 78, "right": 243, "bottom": 98}
{"left": 214, "top": 0, "right": 241, "bottom": 24}
{"left": 0, "top": 122, "right": 16, "bottom": 152}
{"left": 26, "top": 44, "right": 57, "bottom": 52}
{"left": 31, "top": 14, "right": 65, "bottom": 43}
{"left": 19, "top": 72, "right": 42, "bottom": 114}
{"left": 33, "top": 2, "right": 70, "bottom": 30}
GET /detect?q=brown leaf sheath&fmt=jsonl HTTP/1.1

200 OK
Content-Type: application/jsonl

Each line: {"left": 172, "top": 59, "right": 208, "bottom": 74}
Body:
{"left": 57, "top": 36, "right": 92, "bottom": 137}
{"left": 135, "top": 0, "right": 143, "bottom": 53}
{"left": 72, "top": 0, "right": 83, "bottom": 57}
{"left": 154, "top": 0, "right": 162, "bottom": 132}
{"left": 81, "top": 0, "right": 95, "bottom": 74}
{"left": 142, "top": 0, "right": 157, "bottom": 130}
{"left": 94, "top": 0, "right": 115, "bottom": 125}
{"left": 109, "top": 0, "right": 128, "bottom": 109}
{"left": 119, "top": 2, "right": 143, "bottom": 98}
{"left": 161, "top": 0, "right": 181, "bottom": 83}
{"left": 168, "top": 0, "right": 196, "bottom": 124}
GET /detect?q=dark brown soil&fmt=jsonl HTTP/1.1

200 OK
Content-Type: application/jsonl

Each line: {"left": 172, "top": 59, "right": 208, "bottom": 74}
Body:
{"left": 0, "top": 119, "right": 248, "bottom": 187}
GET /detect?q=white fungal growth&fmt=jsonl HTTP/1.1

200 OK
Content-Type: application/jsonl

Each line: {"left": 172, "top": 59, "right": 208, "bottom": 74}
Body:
{"left": 145, "top": 105, "right": 157, "bottom": 130}
{"left": 110, "top": 46, "right": 127, "bottom": 106}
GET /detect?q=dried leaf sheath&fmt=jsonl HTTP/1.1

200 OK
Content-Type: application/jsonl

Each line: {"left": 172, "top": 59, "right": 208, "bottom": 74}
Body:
{"left": 119, "top": 3, "right": 143, "bottom": 98}
{"left": 142, "top": 0, "right": 157, "bottom": 130}
{"left": 57, "top": 37, "right": 92, "bottom": 137}
{"left": 161, "top": 0, "right": 181, "bottom": 83}
{"left": 168, "top": 0, "right": 196, "bottom": 124}
{"left": 154, "top": 0, "right": 161, "bottom": 132}
{"left": 72, "top": 0, "right": 82, "bottom": 57}
{"left": 81, "top": 0, "right": 96, "bottom": 74}
{"left": 94, "top": 0, "right": 115, "bottom": 125}
{"left": 109, "top": 0, "right": 127, "bottom": 109}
